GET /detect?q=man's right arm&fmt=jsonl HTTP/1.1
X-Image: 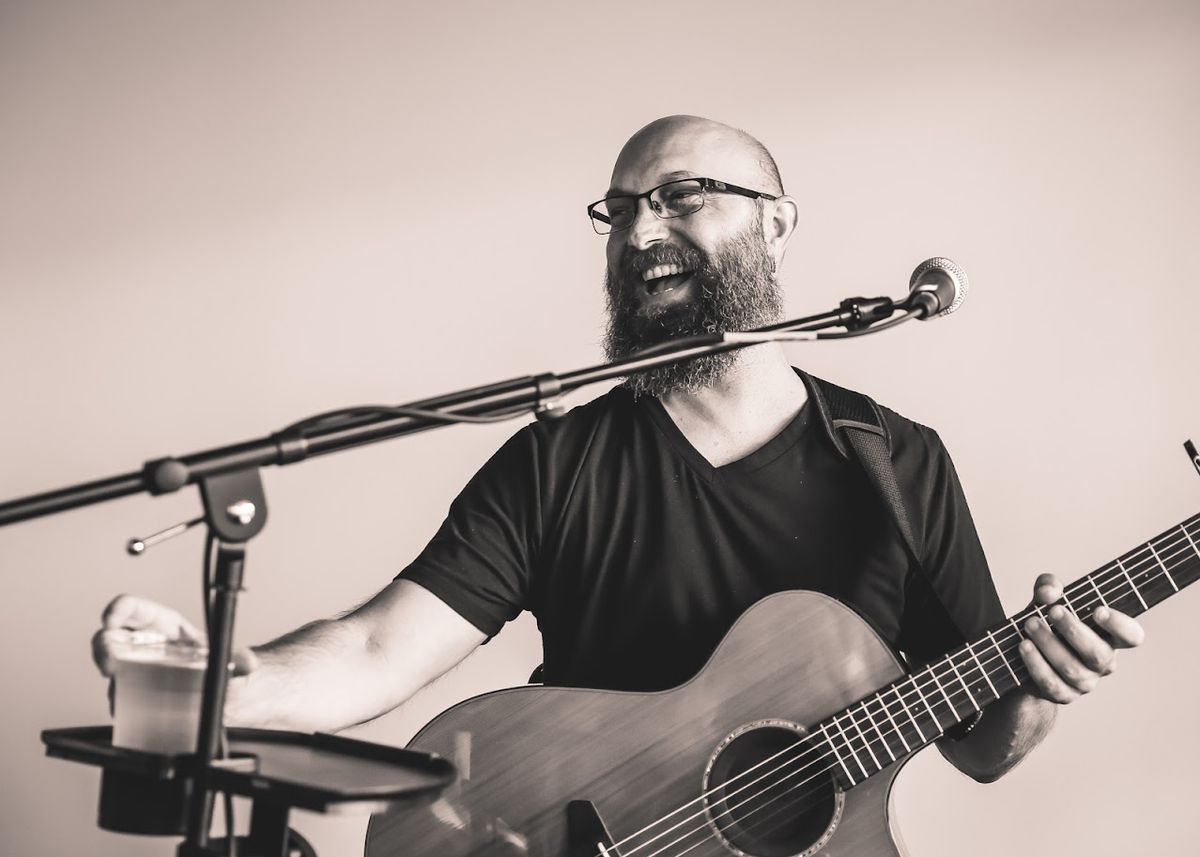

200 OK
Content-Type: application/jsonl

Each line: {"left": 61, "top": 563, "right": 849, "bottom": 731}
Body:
{"left": 94, "top": 579, "right": 486, "bottom": 734}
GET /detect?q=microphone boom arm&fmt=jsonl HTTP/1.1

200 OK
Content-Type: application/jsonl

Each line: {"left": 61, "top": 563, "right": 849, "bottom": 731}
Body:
{"left": 0, "top": 293, "right": 919, "bottom": 528}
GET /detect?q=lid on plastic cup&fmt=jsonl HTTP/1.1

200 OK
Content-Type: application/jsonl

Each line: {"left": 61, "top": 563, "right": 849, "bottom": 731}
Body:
{"left": 110, "top": 631, "right": 209, "bottom": 675}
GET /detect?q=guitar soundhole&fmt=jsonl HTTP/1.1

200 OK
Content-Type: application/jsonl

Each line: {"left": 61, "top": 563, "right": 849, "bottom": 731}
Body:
{"left": 702, "top": 721, "right": 843, "bottom": 857}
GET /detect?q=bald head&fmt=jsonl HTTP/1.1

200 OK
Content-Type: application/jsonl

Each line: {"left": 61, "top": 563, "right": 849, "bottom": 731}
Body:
{"left": 610, "top": 115, "right": 783, "bottom": 197}
{"left": 602, "top": 114, "right": 799, "bottom": 284}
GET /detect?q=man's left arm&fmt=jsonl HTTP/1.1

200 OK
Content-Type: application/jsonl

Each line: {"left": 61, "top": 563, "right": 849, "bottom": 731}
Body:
{"left": 939, "top": 572, "right": 1145, "bottom": 782}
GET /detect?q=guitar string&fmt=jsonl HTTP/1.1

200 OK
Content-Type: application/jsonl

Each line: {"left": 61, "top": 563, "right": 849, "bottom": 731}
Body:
{"left": 635, "top": 525, "right": 1200, "bottom": 857}
{"left": 590, "top": 517, "right": 1200, "bottom": 857}
{"left": 624, "top": 524, "right": 1200, "bottom": 857}
{"left": 628, "top": 527, "right": 1199, "bottom": 857}
{"left": 708, "top": 570, "right": 1115, "bottom": 857}
{"left": 598, "top": 522, "right": 1199, "bottom": 857}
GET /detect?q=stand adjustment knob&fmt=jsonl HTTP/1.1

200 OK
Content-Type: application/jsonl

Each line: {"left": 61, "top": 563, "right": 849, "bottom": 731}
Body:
{"left": 126, "top": 516, "right": 205, "bottom": 556}
{"left": 225, "top": 501, "right": 257, "bottom": 525}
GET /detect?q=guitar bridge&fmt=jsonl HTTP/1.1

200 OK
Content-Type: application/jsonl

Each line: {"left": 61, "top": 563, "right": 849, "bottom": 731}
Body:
{"left": 567, "top": 799, "right": 619, "bottom": 857}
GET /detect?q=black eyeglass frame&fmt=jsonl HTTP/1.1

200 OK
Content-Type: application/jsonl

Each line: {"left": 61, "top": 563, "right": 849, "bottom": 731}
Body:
{"left": 586, "top": 177, "right": 779, "bottom": 234}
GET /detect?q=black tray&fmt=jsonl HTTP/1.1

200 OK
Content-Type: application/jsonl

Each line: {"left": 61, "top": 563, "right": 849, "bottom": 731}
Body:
{"left": 43, "top": 725, "right": 455, "bottom": 815}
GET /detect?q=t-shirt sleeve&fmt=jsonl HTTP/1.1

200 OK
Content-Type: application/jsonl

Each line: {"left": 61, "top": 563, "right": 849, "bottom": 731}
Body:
{"left": 396, "top": 426, "right": 542, "bottom": 637}
{"left": 895, "top": 425, "right": 1006, "bottom": 664}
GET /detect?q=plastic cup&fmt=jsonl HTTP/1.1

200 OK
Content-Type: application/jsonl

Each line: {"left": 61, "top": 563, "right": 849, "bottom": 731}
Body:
{"left": 111, "top": 637, "right": 208, "bottom": 755}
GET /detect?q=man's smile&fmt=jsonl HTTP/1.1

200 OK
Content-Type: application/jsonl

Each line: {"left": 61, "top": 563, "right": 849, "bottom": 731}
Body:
{"left": 640, "top": 263, "right": 694, "bottom": 297}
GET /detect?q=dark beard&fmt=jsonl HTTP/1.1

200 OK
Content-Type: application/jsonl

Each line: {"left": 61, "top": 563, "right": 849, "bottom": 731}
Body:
{"left": 602, "top": 223, "right": 784, "bottom": 399}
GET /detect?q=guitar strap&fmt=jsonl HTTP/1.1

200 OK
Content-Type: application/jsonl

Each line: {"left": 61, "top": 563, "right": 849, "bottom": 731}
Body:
{"left": 798, "top": 370, "right": 925, "bottom": 571}
{"left": 800, "top": 371, "right": 987, "bottom": 739}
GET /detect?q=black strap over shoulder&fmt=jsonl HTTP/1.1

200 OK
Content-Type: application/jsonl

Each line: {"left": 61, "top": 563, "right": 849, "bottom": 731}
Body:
{"left": 799, "top": 370, "right": 925, "bottom": 567}
{"left": 801, "top": 371, "right": 984, "bottom": 736}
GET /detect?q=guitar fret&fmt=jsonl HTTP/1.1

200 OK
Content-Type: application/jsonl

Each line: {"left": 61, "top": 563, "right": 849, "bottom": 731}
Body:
{"left": 910, "top": 673, "right": 944, "bottom": 735}
{"left": 1183, "top": 525, "right": 1200, "bottom": 560}
{"left": 819, "top": 722, "right": 856, "bottom": 786}
{"left": 831, "top": 713, "right": 868, "bottom": 781}
{"left": 1061, "top": 590, "right": 1076, "bottom": 615}
{"left": 988, "top": 630, "right": 1020, "bottom": 685}
{"left": 931, "top": 661, "right": 960, "bottom": 723}
{"left": 946, "top": 655, "right": 979, "bottom": 713}
{"left": 848, "top": 708, "right": 883, "bottom": 770}
{"left": 1116, "top": 557, "right": 1149, "bottom": 610}
{"left": 1008, "top": 618, "right": 1032, "bottom": 683}
{"left": 1148, "top": 542, "right": 1179, "bottom": 592}
{"left": 894, "top": 683, "right": 927, "bottom": 743}
{"left": 861, "top": 700, "right": 896, "bottom": 763}
{"left": 1088, "top": 575, "right": 1109, "bottom": 608}
{"left": 966, "top": 641, "right": 999, "bottom": 699}
{"left": 879, "top": 689, "right": 913, "bottom": 753}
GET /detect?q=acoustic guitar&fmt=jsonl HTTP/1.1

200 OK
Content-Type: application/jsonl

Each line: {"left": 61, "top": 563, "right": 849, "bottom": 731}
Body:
{"left": 365, "top": 512, "right": 1200, "bottom": 857}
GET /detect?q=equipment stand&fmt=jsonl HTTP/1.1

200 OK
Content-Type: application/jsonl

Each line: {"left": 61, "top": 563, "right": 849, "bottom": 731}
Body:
{"left": 10, "top": 286, "right": 935, "bottom": 854}
{"left": 185, "top": 468, "right": 267, "bottom": 855}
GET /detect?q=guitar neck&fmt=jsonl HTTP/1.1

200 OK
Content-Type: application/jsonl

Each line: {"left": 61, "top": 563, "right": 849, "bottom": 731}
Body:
{"left": 814, "top": 512, "right": 1200, "bottom": 788}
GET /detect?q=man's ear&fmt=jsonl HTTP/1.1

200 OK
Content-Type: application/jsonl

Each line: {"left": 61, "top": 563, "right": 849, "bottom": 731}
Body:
{"left": 762, "top": 195, "right": 799, "bottom": 269}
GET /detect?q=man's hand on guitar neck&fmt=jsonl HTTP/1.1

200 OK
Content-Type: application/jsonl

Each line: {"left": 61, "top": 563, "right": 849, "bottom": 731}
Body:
{"left": 938, "top": 573, "right": 1147, "bottom": 782}
{"left": 1019, "top": 572, "right": 1146, "bottom": 703}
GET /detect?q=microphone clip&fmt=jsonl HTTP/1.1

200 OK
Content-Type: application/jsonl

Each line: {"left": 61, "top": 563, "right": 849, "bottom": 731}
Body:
{"left": 839, "top": 296, "right": 896, "bottom": 331}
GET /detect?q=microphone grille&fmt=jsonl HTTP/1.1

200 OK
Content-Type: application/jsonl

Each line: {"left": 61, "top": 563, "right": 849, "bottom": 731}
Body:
{"left": 909, "top": 256, "right": 968, "bottom": 318}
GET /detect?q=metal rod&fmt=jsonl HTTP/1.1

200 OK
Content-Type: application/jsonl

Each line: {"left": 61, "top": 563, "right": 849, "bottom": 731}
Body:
{"left": 127, "top": 516, "right": 205, "bottom": 555}
{"left": 0, "top": 304, "right": 862, "bottom": 529}
{"left": 182, "top": 541, "right": 244, "bottom": 851}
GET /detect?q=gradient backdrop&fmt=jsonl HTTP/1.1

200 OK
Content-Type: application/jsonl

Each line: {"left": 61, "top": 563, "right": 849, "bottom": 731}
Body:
{"left": 2, "top": 2, "right": 1198, "bottom": 855}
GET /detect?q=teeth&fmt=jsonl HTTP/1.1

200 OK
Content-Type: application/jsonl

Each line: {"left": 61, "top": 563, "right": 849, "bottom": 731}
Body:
{"left": 641, "top": 263, "right": 690, "bottom": 282}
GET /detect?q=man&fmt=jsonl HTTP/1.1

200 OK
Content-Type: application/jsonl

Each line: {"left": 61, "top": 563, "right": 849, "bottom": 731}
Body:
{"left": 94, "top": 115, "right": 1144, "bottom": 783}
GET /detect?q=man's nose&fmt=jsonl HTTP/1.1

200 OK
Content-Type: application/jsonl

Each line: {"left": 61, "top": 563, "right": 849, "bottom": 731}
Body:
{"left": 625, "top": 197, "right": 668, "bottom": 250}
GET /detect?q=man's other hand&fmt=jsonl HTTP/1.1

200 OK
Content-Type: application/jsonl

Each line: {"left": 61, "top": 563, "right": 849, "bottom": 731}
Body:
{"left": 92, "top": 595, "right": 258, "bottom": 680}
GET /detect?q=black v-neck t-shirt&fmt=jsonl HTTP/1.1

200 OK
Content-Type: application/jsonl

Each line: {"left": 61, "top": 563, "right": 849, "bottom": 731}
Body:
{"left": 399, "top": 374, "right": 1004, "bottom": 692}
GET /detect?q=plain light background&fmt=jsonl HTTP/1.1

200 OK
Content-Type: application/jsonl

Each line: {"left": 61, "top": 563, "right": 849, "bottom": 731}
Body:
{"left": 2, "top": 1, "right": 1198, "bottom": 855}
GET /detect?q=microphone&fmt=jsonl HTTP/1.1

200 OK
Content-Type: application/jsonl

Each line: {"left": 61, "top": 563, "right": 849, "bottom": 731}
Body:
{"left": 724, "top": 256, "right": 968, "bottom": 347}
{"left": 905, "top": 257, "right": 968, "bottom": 320}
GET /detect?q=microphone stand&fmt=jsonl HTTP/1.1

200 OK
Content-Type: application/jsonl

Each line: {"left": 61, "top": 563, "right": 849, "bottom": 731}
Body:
{"left": 3, "top": 292, "right": 912, "bottom": 856}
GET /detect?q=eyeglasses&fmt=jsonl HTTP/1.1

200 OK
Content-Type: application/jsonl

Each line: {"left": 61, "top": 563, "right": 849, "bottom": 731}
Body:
{"left": 586, "top": 177, "right": 779, "bottom": 235}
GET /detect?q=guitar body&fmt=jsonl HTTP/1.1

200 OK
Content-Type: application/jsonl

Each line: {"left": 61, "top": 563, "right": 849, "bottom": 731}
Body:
{"left": 366, "top": 591, "right": 920, "bottom": 857}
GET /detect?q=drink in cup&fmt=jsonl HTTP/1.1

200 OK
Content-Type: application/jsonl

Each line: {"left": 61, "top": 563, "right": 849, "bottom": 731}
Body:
{"left": 110, "top": 634, "right": 208, "bottom": 754}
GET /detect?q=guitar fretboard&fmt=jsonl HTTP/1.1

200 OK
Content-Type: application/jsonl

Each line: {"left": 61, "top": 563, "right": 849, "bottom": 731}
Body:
{"left": 814, "top": 512, "right": 1200, "bottom": 787}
